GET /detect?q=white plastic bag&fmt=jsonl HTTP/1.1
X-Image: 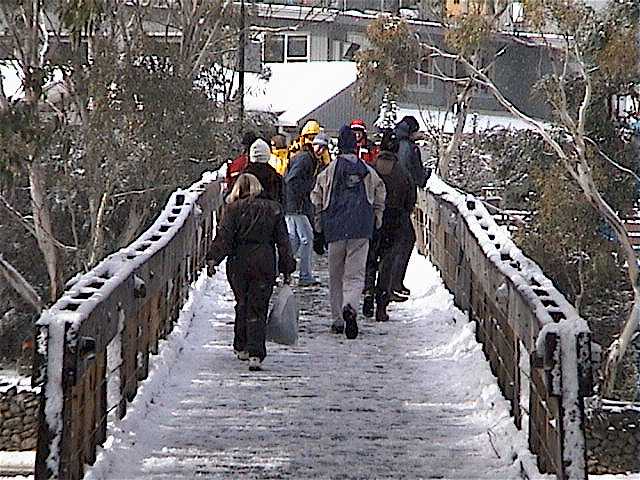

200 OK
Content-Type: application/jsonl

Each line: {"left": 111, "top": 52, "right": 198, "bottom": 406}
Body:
{"left": 266, "top": 284, "right": 299, "bottom": 345}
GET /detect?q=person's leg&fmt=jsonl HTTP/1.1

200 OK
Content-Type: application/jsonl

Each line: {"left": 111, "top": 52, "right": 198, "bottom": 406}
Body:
{"left": 375, "top": 239, "right": 398, "bottom": 322}
{"left": 343, "top": 238, "right": 370, "bottom": 312}
{"left": 392, "top": 217, "right": 417, "bottom": 293}
{"left": 328, "top": 240, "right": 346, "bottom": 330}
{"left": 285, "top": 215, "right": 301, "bottom": 257}
{"left": 363, "top": 233, "right": 380, "bottom": 317}
{"left": 296, "top": 215, "right": 315, "bottom": 282}
{"left": 245, "top": 279, "right": 273, "bottom": 363}
{"left": 227, "top": 263, "right": 248, "bottom": 354}
{"left": 341, "top": 238, "right": 369, "bottom": 339}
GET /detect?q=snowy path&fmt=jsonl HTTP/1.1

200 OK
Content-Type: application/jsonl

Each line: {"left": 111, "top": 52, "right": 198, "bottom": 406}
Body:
{"left": 87, "top": 252, "right": 543, "bottom": 480}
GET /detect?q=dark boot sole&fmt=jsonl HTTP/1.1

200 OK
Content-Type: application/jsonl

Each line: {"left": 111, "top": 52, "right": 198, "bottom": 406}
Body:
{"left": 343, "top": 306, "right": 358, "bottom": 339}
{"left": 363, "top": 296, "right": 374, "bottom": 318}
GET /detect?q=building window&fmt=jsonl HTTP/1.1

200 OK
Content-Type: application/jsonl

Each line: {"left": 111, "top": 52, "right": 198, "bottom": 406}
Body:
{"left": 263, "top": 34, "right": 309, "bottom": 63}
{"left": 406, "top": 57, "right": 434, "bottom": 92}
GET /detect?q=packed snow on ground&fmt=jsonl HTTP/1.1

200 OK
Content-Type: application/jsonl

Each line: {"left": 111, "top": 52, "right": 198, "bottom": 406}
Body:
{"left": 82, "top": 250, "right": 555, "bottom": 479}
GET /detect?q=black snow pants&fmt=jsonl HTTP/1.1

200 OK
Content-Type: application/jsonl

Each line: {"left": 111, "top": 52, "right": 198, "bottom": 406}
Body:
{"left": 392, "top": 215, "right": 416, "bottom": 292}
{"left": 226, "top": 248, "right": 276, "bottom": 361}
{"left": 364, "top": 211, "right": 409, "bottom": 296}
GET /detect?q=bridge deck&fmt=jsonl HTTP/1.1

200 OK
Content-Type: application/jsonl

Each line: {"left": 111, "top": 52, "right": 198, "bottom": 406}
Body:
{"left": 86, "top": 252, "right": 538, "bottom": 480}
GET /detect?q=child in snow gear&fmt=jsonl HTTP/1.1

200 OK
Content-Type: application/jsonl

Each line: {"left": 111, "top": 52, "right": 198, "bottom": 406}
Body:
{"left": 206, "top": 174, "right": 296, "bottom": 371}
{"left": 311, "top": 125, "right": 386, "bottom": 338}
{"left": 350, "top": 119, "right": 379, "bottom": 165}
{"left": 245, "top": 138, "right": 283, "bottom": 204}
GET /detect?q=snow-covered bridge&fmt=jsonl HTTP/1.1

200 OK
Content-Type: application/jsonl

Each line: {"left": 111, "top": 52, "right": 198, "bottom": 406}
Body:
{"left": 32, "top": 174, "right": 593, "bottom": 480}
{"left": 83, "top": 253, "right": 537, "bottom": 480}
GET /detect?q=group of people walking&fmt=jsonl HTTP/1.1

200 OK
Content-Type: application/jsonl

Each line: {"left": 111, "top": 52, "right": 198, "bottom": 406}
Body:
{"left": 206, "top": 116, "right": 428, "bottom": 370}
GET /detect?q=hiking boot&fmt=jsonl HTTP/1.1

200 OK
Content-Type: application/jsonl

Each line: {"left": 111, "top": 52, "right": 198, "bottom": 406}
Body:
{"left": 363, "top": 294, "right": 375, "bottom": 318}
{"left": 330, "top": 324, "right": 344, "bottom": 334}
{"left": 248, "top": 357, "right": 262, "bottom": 371}
{"left": 343, "top": 305, "right": 358, "bottom": 339}
{"left": 234, "top": 349, "right": 249, "bottom": 361}
{"left": 389, "top": 292, "right": 409, "bottom": 303}
{"left": 397, "top": 285, "right": 411, "bottom": 296}
{"left": 375, "top": 291, "right": 390, "bottom": 322}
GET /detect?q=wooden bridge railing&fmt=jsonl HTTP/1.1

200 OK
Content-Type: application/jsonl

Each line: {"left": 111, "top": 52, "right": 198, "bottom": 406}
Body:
{"left": 413, "top": 176, "right": 592, "bottom": 480}
{"left": 33, "top": 174, "right": 224, "bottom": 479}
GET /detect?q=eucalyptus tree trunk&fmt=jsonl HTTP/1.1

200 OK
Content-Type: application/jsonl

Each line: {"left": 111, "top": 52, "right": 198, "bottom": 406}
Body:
{"left": 28, "top": 163, "right": 64, "bottom": 301}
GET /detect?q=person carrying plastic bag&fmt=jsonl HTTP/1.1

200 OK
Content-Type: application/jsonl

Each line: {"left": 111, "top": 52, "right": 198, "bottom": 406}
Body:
{"left": 206, "top": 173, "right": 296, "bottom": 371}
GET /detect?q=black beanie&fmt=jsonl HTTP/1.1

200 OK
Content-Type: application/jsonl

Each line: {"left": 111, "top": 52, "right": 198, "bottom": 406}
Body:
{"left": 380, "top": 129, "right": 399, "bottom": 153}
{"left": 241, "top": 131, "right": 258, "bottom": 149}
{"left": 399, "top": 115, "right": 419, "bottom": 134}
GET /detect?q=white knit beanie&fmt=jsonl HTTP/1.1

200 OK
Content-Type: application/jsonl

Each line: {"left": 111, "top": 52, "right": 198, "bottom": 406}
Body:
{"left": 249, "top": 139, "right": 271, "bottom": 163}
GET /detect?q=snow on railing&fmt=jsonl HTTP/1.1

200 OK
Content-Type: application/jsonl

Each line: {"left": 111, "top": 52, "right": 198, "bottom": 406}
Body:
{"left": 414, "top": 175, "right": 591, "bottom": 480}
{"left": 33, "top": 171, "right": 224, "bottom": 480}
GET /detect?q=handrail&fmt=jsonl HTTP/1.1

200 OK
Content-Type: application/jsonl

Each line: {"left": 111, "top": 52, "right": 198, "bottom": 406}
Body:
{"left": 413, "top": 175, "right": 592, "bottom": 480}
{"left": 33, "top": 173, "right": 224, "bottom": 479}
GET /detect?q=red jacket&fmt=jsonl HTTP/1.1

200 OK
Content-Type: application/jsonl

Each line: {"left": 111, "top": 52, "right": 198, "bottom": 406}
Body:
{"left": 225, "top": 153, "right": 249, "bottom": 191}
{"left": 357, "top": 140, "right": 379, "bottom": 165}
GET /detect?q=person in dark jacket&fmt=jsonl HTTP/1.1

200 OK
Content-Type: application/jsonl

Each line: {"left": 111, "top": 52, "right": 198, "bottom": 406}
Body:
{"left": 206, "top": 173, "right": 296, "bottom": 371}
{"left": 395, "top": 116, "right": 426, "bottom": 189}
{"left": 392, "top": 116, "right": 427, "bottom": 300}
{"left": 363, "top": 130, "right": 417, "bottom": 321}
{"left": 244, "top": 138, "right": 283, "bottom": 204}
{"left": 283, "top": 133, "right": 328, "bottom": 286}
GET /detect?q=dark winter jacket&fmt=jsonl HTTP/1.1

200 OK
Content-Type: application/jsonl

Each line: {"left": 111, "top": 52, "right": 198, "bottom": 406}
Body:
{"left": 374, "top": 151, "right": 417, "bottom": 234}
{"left": 244, "top": 162, "right": 284, "bottom": 204}
{"left": 206, "top": 194, "right": 296, "bottom": 282}
{"left": 283, "top": 148, "right": 319, "bottom": 216}
{"left": 314, "top": 154, "right": 379, "bottom": 243}
{"left": 395, "top": 121, "right": 427, "bottom": 188}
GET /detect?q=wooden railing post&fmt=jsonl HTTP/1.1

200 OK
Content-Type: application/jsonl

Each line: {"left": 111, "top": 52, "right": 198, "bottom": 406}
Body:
{"left": 35, "top": 177, "right": 225, "bottom": 479}
{"left": 414, "top": 179, "right": 591, "bottom": 480}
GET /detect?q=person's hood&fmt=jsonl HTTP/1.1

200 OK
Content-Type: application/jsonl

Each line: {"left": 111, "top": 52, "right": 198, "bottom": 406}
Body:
{"left": 375, "top": 151, "right": 397, "bottom": 176}
{"left": 394, "top": 121, "right": 412, "bottom": 141}
{"left": 338, "top": 125, "right": 357, "bottom": 154}
{"left": 337, "top": 153, "right": 359, "bottom": 164}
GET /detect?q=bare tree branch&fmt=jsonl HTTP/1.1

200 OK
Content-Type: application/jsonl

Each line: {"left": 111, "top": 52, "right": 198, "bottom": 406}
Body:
{"left": 0, "top": 254, "right": 42, "bottom": 314}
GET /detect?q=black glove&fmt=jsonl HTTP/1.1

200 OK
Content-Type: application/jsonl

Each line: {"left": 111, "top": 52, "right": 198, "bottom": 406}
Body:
{"left": 313, "top": 230, "right": 326, "bottom": 255}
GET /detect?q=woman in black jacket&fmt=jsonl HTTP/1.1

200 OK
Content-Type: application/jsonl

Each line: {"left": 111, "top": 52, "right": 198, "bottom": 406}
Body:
{"left": 206, "top": 173, "right": 296, "bottom": 371}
